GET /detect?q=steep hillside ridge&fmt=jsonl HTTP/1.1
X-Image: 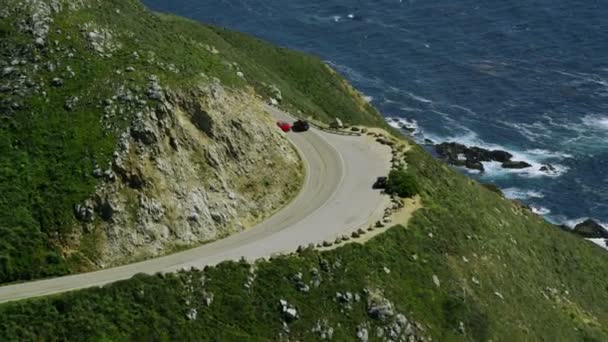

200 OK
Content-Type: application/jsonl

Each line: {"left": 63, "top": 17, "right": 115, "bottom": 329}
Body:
{"left": 70, "top": 82, "right": 302, "bottom": 269}
{"left": 0, "top": 0, "right": 382, "bottom": 283}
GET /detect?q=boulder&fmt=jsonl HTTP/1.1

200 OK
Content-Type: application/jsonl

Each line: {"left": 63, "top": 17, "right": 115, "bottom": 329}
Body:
{"left": 279, "top": 299, "right": 299, "bottom": 322}
{"left": 51, "top": 77, "right": 64, "bottom": 87}
{"left": 501, "top": 160, "right": 532, "bottom": 169}
{"left": 330, "top": 117, "right": 343, "bottom": 129}
{"left": 367, "top": 291, "right": 394, "bottom": 321}
{"left": 573, "top": 219, "right": 608, "bottom": 239}
{"left": 489, "top": 150, "right": 513, "bottom": 163}
{"left": 432, "top": 274, "right": 440, "bottom": 288}
{"left": 540, "top": 164, "right": 557, "bottom": 173}
{"left": 130, "top": 121, "right": 157, "bottom": 145}
{"left": 186, "top": 308, "right": 197, "bottom": 320}
{"left": 356, "top": 326, "right": 369, "bottom": 342}
{"left": 97, "top": 198, "right": 114, "bottom": 221}
{"left": 435, "top": 142, "right": 523, "bottom": 172}
{"left": 368, "top": 303, "right": 394, "bottom": 321}
{"left": 465, "top": 159, "right": 484, "bottom": 172}
{"left": 74, "top": 202, "right": 94, "bottom": 222}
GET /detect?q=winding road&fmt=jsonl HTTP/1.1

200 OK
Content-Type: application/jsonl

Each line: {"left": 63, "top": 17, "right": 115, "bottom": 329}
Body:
{"left": 0, "top": 106, "right": 391, "bottom": 303}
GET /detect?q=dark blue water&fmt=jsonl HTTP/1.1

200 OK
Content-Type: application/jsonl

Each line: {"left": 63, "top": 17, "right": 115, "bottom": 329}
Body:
{"left": 144, "top": 0, "right": 608, "bottom": 226}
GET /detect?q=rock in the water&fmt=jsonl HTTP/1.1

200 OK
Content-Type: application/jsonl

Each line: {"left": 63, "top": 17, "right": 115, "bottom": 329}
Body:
{"left": 435, "top": 142, "right": 525, "bottom": 172}
{"left": 573, "top": 219, "right": 608, "bottom": 239}
{"left": 465, "top": 159, "right": 484, "bottom": 172}
{"left": 489, "top": 150, "right": 513, "bottom": 162}
{"left": 501, "top": 160, "right": 532, "bottom": 169}
{"left": 540, "top": 164, "right": 555, "bottom": 172}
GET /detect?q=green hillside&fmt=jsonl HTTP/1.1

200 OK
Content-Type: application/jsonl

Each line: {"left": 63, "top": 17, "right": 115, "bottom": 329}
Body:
{"left": 0, "top": 0, "right": 607, "bottom": 341}
{"left": 0, "top": 0, "right": 384, "bottom": 284}
{"left": 2, "top": 144, "right": 607, "bottom": 341}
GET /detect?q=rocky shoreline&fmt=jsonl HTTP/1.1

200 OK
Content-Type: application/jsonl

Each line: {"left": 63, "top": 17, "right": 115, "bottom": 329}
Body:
{"left": 434, "top": 142, "right": 559, "bottom": 174}
{"left": 565, "top": 219, "right": 608, "bottom": 239}
{"left": 433, "top": 143, "right": 606, "bottom": 248}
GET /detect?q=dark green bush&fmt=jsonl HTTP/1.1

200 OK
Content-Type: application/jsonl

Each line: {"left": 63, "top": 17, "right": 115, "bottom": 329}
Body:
{"left": 386, "top": 169, "right": 418, "bottom": 198}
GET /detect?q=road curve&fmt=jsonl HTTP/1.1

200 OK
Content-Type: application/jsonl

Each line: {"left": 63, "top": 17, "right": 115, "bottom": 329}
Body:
{"left": 0, "top": 107, "right": 391, "bottom": 303}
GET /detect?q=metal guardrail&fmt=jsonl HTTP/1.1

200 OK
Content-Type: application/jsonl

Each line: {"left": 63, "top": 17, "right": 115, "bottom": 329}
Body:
{"left": 310, "top": 123, "right": 362, "bottom": 137}
{"left": 269, "top": 103, "right": 363, "bottom": 137}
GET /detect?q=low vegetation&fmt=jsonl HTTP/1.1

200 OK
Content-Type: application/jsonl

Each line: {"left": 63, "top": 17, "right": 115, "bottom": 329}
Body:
{"left": 386, "top": 169, "right": 418, "bottom": 198}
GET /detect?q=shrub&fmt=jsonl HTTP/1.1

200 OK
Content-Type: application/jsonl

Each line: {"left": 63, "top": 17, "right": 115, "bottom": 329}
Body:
{"left": 386, "top": 169, "right": 418, "bottom": 198}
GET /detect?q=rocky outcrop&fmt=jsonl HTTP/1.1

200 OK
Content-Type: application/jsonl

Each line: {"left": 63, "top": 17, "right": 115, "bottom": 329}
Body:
{"left": 501, "top": 160, "right": 532, "bottom": 169}
{"left": 367, "top": 289, "right": 395, "bottom": 321}
{"left": 72, "top": 81, "right": 303, "bottom": 266}
{"left": 279, "top": 299, "right": 299, "bottom": 322}
{"left": 435, "top": 142, "right": 531, "bottom": 172}
{"left": 572, "top": 219, "right": 608, "bottom": 239}
{"left": 364, "top": 288, "right": 428, "bottom": 341}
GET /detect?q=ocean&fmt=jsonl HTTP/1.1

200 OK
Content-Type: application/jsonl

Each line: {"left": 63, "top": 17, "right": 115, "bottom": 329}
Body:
{"left": 144, "top": 0, "right": 608, "bottom": 226}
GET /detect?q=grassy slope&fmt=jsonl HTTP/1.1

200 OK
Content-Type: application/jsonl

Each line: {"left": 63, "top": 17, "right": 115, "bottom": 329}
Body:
{"left": 1, "top": 145, "right": 607, "bottom": 341}
{"left": 0, "top": 0, "right": 384, "bottom": 284}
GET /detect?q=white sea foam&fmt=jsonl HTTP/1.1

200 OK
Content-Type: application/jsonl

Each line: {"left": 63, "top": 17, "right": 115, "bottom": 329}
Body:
{"left": 562, "top": 217, "right": 608, "bottom": 229}
{"left": 406, "top": 91, "right": 433, "bottom": 103}
{"left": 363, "top": 95, "right": 373, "bottom": 103}
{"left": 588, "top": 238, "right": 608, "bottom": 249}
{"left": 502, "top": 188, "right": 545, "bottom": 200}
{"left": 386, "top": 116, "right": 419, "bottom": 135}
{"left": 588, "top": 239, "right": 608, "bottom": 250}
{"left": 499, "top": 121, "right": 553, "bottom": 143}
{"left": 398, "top": 106, "right": 422, "bottom": 112}
{"left": 530, "top": 205, "right": 551, "bottom": 216}
{"left": 386, "top": 86, "right": 434, "bottom": 104}
{"left": 525, "top": 148, "right": 574, "bottom": 160}
{"left": 582, "top": 114, "right": 608, "bottom": 130}
{"left": 423, "top": 131, "right": 570, "bottom": 178}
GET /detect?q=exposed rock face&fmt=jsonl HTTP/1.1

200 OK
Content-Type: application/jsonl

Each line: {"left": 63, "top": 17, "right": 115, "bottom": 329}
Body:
{"left": 279, "top": 299, "right": 299, "bottom": 322}
{"left": 367, "top": 289, "right": 395, "bottom": 321}
{"left": 435, "top": 142, "right": 531, "bottom": 172}
{"left": 72, "top": 82, "right": 303, "bottom": 266}
{"left": 364, "top": 288, "right": 428, "bottom": 341}
{"left": 573, "top": 219, "right": 608, "bottom": 239}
